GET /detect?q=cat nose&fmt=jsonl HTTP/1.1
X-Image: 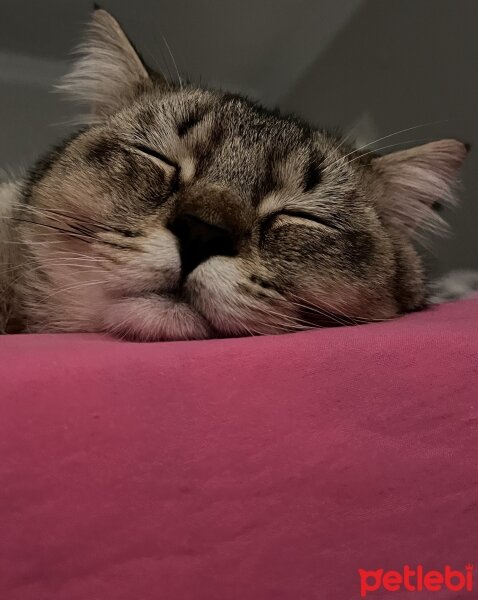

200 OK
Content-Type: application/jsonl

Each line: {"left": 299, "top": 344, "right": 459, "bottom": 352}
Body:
{"left": 168, "top": 213, "right": 236, "bottom": 277}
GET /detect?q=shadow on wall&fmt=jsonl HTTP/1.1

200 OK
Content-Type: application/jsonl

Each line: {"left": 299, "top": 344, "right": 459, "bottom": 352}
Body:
{"left": 283, "top": 0, "right": 478, "bottom": 273}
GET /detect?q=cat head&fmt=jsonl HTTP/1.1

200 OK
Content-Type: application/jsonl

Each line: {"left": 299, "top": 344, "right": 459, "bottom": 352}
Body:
{"left": 19, "top": 9, "right": 468, "bottom": 340}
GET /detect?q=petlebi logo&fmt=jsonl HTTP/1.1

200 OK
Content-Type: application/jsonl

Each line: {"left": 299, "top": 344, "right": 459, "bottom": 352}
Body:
{"left": 358, "top": 564, "right": 474, "bottom": 597}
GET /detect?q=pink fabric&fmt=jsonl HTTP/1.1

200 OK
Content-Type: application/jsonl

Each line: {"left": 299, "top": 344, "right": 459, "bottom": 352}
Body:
{"left": 1, "top": 298, "right": 477, "bottom": 600}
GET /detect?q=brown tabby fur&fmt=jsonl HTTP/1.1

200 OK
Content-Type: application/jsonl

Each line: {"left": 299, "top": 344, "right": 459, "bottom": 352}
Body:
{"left": 0, "top": 10, "right": 468, "bottom": 340}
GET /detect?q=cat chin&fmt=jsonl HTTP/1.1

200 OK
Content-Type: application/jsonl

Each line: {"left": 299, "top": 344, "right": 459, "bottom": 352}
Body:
{"left": 102, "top": 295, "right": 211, "bottom": 341}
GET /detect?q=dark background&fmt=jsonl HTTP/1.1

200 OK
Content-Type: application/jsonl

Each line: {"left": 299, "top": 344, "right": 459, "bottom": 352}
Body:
{"left": 1, "top": 0, "right": 476, "bottom": 273}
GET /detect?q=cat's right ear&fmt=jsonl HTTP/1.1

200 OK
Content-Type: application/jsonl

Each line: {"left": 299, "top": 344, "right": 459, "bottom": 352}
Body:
{"left": 371, "top": 139, "right": 468, "bottom": 237}
{"left": 58, "top": 9, "right": 166, "bottom": 122}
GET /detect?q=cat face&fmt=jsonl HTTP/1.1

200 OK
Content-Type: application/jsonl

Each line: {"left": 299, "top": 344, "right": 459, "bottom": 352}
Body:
{"left": 18, "top": 10, "right": 468, "bottom": 340}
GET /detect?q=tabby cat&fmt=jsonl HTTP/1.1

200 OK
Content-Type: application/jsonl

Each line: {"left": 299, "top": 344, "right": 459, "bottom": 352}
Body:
{"left": 0, "top": 9, "right": 468, "bottom": 340}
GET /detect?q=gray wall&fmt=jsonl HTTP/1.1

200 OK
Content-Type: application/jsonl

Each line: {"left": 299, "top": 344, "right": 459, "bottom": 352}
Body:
{"left": 0, "top": 0, "right": 476, "bottom": 273}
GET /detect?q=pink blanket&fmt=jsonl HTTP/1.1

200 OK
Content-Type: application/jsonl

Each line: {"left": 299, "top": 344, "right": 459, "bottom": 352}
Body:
{"left": 1, "top": 298, "right": 477, "bottom": 599}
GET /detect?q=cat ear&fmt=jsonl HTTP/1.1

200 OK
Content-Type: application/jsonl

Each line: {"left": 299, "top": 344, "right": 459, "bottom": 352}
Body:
{"left": 372, "top": 139, "right": 468, "bottom": 237}
{"left": 58, "top": 8, "right": 164, "bottom": 121}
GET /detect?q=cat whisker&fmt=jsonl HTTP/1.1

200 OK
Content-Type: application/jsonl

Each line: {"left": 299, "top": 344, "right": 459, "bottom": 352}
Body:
{"left": 323, "top": 138, "right": 431, "bottom": 174}
{"left": 0, "top": 239, "right": 64, "bottom": 246}
{"left": 43, "top": 279, "right": 108, "bottom": 300}
{"left": 252, "top": 304, "right": 317, "bottom": 332}
{"left": 346, "top": 138, "right": 431, "bottom": 168}
{"left": 289, "top": 292, "right": 394, "bottom": 325}
{"left": 9, "top": 202, "right": 123, "bottom": 236}
{"left": 242, "top": 318, "right": 293, "bottom": 335}
{"left": 21, "top": 206, "right": 117, "bottom": 235}
{"left": 5, "top": 216, "right": 132, "bottom": 250}
{"left": 3, "top": 215, "right": 96, "bottom": 240}
{"left": 285, "top": 291, "right": 377, "bottom": 326}
{"left": 273, "top": 290, "right": 350, "bottom": 326}
{"left": 162, "top": 36, "right": 183, "bottom": 90}
{"left": 322, "top": 120, "right": 448, "bottom": 172}
{"left": 3, "top": 257, "right": 106, "bottom": 286}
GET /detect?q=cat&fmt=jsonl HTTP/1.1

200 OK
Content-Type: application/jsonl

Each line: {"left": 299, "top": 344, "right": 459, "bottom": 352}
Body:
{"left": 0, "top": 9, "right": 469, "bottom": 340}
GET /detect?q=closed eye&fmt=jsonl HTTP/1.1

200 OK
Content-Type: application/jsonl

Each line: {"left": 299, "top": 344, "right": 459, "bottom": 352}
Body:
{"left": 259, "top": 209, "right": 339, "bottom": 244}
{"left": 279, "top": 210, "right": 340, "bottom": 230}
{"left": 131, "top": 144, "right": 178, "bottom": 170}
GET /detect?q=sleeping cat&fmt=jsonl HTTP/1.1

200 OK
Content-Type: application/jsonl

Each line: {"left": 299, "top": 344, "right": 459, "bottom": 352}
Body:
{"left": 0, "top": 9, "right": 469, "bottom": 340}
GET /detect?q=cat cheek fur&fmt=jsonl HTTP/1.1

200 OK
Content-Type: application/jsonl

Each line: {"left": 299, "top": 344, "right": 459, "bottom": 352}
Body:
{"left": 105, "top": 230, "right": 182, "bottom": 297}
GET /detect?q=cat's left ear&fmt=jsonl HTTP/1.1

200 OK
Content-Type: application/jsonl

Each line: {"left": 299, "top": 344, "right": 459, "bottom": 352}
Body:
{"left": 371, "top": 139, "right": 468, "bottom": 236}
{"left": 58, "top": 9, "right": 165, "bottom": 121}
